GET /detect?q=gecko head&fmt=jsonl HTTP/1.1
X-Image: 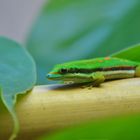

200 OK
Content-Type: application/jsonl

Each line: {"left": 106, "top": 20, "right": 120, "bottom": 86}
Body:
{"left": 46, "top": 64, "right": 71, "bottom": 81}
{"left": 46, "top": 60, "right": 84, "bottom": 82}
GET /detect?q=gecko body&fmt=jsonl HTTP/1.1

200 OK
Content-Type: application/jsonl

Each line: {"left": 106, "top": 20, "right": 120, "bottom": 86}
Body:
{"left": 47, "top": 57, "right": 140, "bottom": 86}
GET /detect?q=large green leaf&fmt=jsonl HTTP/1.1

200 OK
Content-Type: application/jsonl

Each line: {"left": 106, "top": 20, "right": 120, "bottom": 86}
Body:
{"left": 27, "top": 0, "right": 140, "bottom": 84}
{"left": 39, "top": 114, "right": 140, "bottom": 140}
{"left": 0, "top": 37, "right": 36, "bottom": 139}
{"left": 112, "top": 44, "right": 140, "bottom": 62}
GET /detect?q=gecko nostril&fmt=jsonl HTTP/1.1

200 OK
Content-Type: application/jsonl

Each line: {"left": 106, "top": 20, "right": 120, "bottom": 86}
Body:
{"left": 47, "top": 74, "right": 51, "bottom": 78}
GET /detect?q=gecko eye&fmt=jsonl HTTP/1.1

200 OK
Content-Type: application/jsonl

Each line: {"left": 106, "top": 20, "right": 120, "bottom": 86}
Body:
{"left": 60, "top": 68, "right": 67, "bottom": 74}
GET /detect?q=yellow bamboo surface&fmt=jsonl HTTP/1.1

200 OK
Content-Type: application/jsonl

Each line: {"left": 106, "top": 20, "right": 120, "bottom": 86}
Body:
{"left": 1, "top": 78, "right": 140, "bottom": 139}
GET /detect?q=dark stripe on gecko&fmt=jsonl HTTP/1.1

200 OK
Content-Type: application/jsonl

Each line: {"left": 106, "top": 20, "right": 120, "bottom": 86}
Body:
{"left": 60, "top": 66, "right": 135, "bottom": 74}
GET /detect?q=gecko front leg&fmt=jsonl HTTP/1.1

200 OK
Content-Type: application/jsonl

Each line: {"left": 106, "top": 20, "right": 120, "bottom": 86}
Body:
{"left": 135, "top": 65, "right": 140, "bottom": 77}
{"left": 91, "top": 72, "right": 105, "bottom": 87}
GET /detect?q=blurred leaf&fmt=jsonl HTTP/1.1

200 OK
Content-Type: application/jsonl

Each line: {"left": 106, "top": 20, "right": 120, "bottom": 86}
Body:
{"left": 112, "top": 43, "right": 140, "bottom": 62}
{"left": 27, "top": 0, "right": 140, "bottom": 84}
{"left": 0, "top": 37, "right": 36, "bottom": 139}
{"left": 39, "top": 114, "right": 140, "bottom": 140}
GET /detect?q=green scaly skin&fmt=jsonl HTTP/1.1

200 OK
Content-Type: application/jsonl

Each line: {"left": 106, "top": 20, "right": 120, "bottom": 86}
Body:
{"left": 47, "top": 57, "right": 140, "bottom": 86}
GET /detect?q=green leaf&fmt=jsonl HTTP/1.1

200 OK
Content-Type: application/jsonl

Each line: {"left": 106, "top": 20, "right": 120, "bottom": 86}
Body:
{"left": 27, "top": 0, "right": 140, "bottom": 84}
{"left": 111, "top": 43, "right": 140, "bottom": 62}
{"left": 39, "top": 114, "right": 140, "bottom": 140}
{"left": 0, "top": 37, "right": 36, "bottom": 139}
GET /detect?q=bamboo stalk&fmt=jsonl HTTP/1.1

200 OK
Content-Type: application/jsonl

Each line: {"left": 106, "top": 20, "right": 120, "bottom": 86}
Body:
{"left": 1, "top": 78, "right": 140, "bottom": 139}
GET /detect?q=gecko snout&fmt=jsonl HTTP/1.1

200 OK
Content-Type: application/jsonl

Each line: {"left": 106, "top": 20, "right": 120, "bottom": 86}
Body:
{"left": 47, "top": 73, "right": 62, "bottom": 80}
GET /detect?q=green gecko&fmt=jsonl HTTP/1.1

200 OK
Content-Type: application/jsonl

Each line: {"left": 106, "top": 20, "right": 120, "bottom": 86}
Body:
{"left": 47, "top": 57, "right": 140, "bottom": 86}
